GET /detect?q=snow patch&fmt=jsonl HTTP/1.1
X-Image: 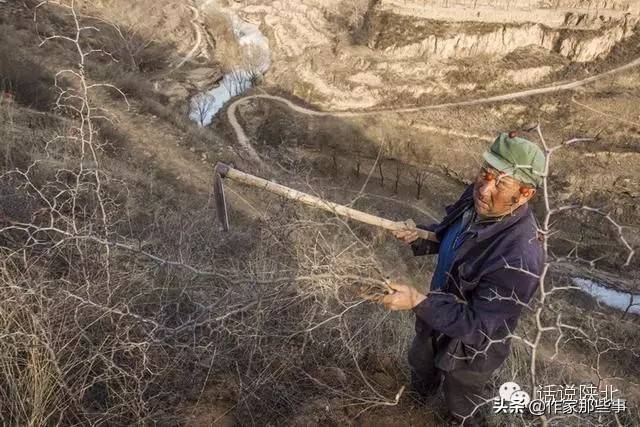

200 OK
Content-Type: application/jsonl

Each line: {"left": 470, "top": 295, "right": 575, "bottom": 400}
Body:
{"left": 189, "top": 3, "right": 270, "bottom": 126}
{"left": 573, "top": 277, "right": 640, "bottom": 316}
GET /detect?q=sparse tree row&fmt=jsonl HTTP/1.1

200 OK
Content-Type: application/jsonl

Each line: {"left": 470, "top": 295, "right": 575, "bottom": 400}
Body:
{"left": 301, "top": 142, "right": 436, "bottom": 199}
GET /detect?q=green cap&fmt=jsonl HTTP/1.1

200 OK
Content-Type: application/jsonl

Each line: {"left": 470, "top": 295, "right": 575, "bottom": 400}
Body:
{"left": 482, "top": 132, "right": 545, "bottom": 188}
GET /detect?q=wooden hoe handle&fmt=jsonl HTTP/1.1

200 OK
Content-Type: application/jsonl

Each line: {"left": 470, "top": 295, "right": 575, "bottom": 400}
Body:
{"left": 215, "top": 163, "right": 438, "bottom": 242}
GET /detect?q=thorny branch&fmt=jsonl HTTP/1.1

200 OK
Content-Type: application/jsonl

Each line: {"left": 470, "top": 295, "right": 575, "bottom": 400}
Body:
{"left": 1, "top": 2, "right": 637, "bottom": 425}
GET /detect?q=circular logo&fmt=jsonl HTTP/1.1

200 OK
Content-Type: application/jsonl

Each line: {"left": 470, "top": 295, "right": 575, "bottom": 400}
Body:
{"left": 499, "top": 382, "right": 522, "bottom": 401}
{"left": 511, "top": 390, "right": 531, "bottom": 406}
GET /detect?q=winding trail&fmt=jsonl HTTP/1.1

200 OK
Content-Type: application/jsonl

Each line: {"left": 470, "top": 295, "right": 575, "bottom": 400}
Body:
{"left": 179, "top": 0, "right": 640, "bottom": 155}
{"left": 173, "top": 4, "right": 204, "bottom": 71}
{"left": 227, "top": 54, "right": 640, "bottom": 158}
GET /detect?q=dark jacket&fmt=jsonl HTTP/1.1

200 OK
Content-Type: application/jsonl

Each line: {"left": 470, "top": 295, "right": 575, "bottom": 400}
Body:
{"left": 411, "top": 185, "right": 543, "bottom": 372}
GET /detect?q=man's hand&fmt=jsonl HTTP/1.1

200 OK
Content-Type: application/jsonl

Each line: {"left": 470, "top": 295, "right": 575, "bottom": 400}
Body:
{"left": 391, "top": 228, "right": 419, "bottom": 244}
{"left": 379, "top": 282, "right": 427, "bottom": 311}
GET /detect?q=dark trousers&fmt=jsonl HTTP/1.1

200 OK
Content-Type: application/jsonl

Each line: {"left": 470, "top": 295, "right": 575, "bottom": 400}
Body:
{"left": 408, "top": 334, "right": 494, "bottom": 423}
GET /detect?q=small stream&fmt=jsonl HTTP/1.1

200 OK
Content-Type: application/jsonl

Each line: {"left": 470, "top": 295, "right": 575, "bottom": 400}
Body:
{"left": 573, "top": 277, "right": 640, "bottom": 316}
{"left": 189, "top": 5, "right": 270, "bottom": 126}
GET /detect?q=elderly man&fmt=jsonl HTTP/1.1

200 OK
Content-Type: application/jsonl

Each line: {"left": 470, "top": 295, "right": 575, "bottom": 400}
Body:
{"left": 381, "top": 132, "right": 545, "bottom": 425}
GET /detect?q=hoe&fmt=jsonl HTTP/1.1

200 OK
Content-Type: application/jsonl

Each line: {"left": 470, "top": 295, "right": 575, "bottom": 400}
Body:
{"left": 213, "top": 162, "right": 437, "bottom": 242}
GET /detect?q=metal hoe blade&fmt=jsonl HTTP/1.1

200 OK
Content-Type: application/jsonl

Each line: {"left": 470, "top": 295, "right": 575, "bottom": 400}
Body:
{"left": 213, "top": 171, "right": 230, "bottom": 231}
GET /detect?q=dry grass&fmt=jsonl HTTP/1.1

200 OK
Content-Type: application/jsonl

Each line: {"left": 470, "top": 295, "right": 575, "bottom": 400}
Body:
{"left": 0, "top": 27, "right": 56, "bottom": 111}
{"left": 0, "top": 1, "right": 639, "bottom": 426}
{"left": 0, "top": 3, "right": 411, "bottom": 424}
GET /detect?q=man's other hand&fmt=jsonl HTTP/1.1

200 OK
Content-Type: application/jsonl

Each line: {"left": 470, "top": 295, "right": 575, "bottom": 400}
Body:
{"left": 391, "top": 228, "right": 419, "bottom": 244}
{"left": 379, "top": 282, "right": 426, "bottom": 311}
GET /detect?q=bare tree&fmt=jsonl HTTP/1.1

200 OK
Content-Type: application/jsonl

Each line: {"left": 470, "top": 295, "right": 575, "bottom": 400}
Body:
{"left": 353, "top": 149, "right": 362, "bottom": 177}
{"left": 392, "top": 158, "right": 402, "bottom": 194}
{"left": 192, "top": 92, "right": 214, "bottom": 127}
{"left": 222, "top": 68, "right": 255, "bottom": 100}
{"left": 412, "top": 167, "right": 428, "bottom": 199}
{"left": 346, "top": 0, "right": 371, "bottom": 30}
{"left": 242, "top": 42, "right": 269, "bottom": 83}
{"left": 378, "top": 158, "right": 385, "bottom": 187}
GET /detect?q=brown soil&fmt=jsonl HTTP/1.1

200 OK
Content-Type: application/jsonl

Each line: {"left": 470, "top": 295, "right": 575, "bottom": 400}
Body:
{"left": 2, "top": 0, "right": 639, "bottom": 425}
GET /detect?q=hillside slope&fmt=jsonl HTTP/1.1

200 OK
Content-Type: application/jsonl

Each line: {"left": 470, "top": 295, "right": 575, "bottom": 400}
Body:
{"left": 0, "top": 1, "right": 639, "bottom": 426}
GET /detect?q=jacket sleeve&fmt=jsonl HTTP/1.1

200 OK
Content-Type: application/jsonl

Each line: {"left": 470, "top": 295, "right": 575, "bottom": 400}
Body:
{"left": 410, "top": 223, "right": 441, "bottom": 256}
{"left": 411, "top": 261, "right": 539, "bottom": 349}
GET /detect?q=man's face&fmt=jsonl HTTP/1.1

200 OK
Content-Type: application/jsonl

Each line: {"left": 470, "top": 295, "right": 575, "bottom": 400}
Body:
{"left": 473, "top": 163, "right": 534, "bottom": 217}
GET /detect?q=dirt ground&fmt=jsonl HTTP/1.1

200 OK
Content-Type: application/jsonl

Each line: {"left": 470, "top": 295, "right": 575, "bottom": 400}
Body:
{"left": 1, "top": 0, "right": 639, "bottom": 425}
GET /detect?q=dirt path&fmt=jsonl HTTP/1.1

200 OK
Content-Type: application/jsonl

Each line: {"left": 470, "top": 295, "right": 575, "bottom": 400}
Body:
{"left": 172, "top": 4, "right": 203, "bottom": 70}
{"left": 226, "top": 97, "right": 268, "bottom": 166}
{"left": 225, "top": 55, "right": 640, "bottom": 158}
{"left": 233, "top": 55, "right": 640, "bottom": 118}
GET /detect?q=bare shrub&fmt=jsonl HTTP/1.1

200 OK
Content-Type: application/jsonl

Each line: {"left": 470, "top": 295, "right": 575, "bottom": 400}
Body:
{"left": 346, "top": 0, "right": 372, "bottom": 30}
{"left": 108, "top": 70, "right": 163, "bottom": 102}
{"left": 1, "top": 4, "right": 403, "bottom": 423}
{"left": 75, "top": 0, "right": 176, "bottom": 73}
{"left": 203, "top": 10, "right": 243, "bottom": 71}
{"left": 1, "top": 2, "right": 638, "bottom": 426}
